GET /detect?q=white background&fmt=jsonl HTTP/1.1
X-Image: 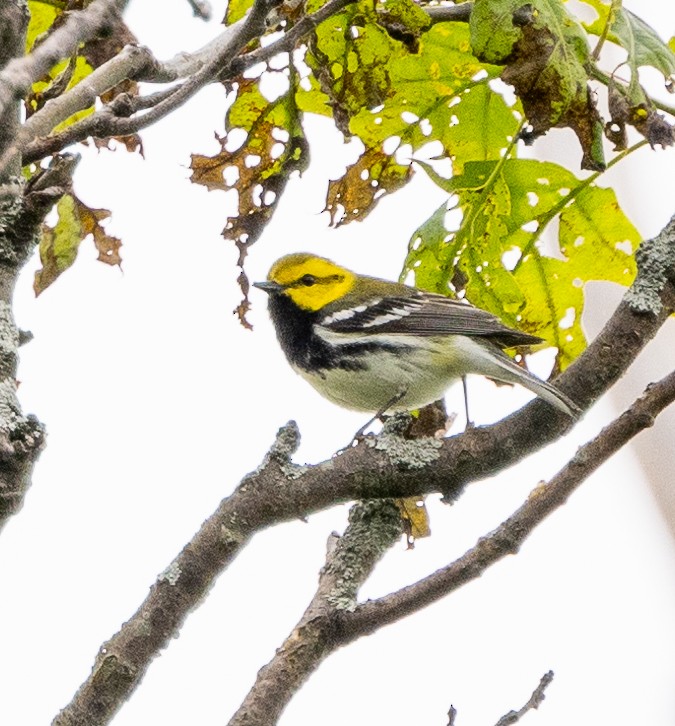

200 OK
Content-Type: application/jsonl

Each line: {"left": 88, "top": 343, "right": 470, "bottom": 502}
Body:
{"left": 0, "top": 1, "right": 674, "bottom": 724}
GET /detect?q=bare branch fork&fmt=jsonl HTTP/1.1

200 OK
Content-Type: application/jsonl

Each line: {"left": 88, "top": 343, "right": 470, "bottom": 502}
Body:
{"left": 227, "top": 369, "right": 675, "bottom": 725}
{"left": 17, "top": 0, "right": 359, "bottom": 168}
{"left": 52, "top": 214, "right": 675, "bottom": 725}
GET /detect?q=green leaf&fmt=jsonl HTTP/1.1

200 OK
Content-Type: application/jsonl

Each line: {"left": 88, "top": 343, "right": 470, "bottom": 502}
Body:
{"left": 225, "top": 0, "right": 254, "bottom": 25}
{"left": 295, "top": 73, "right": 333, "bottom": 117}
{"left": 318, "top": 21, "right": 511, "bottom": 222}
{"left": 26, "top": 1, "right": 61, "bottom": 52}
{"left": 35, "top": 194, "right": 81, "bottom": 296}
{"left": 582, "top": 2, "right": 675, "bottom": 82}
{"left": 470, "top": 0, "right": 605, "bottom": 171}
{"left": 306, "top": 0, "right": 397, "bottom": 132}
{"left": 405, "top": 158, "right": 640, "bottom": 368}
{"left": 613, "top": 9, "right": 675, "bottom": 81}
{"left": 34, "top": 194, "right": 121, "bottom": 296}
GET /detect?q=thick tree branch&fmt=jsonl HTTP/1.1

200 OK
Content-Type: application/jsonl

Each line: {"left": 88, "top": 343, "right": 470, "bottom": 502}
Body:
{"left": 51, "top": 214, "right": 675, "bottom": 725}
{"left": 0, "top": 154, "right": 79, "bottom": 529}
{"left": 0, "top": 0, "right": 29, "bottom": 170}
{"left": 343, "top": 368, "right": 675, "bottom": 633}
{"left": 227, "top": 500, "right": 402, "bottom": 726}
{"left": 0, "top": 5, "right": 78, "bottom": 532}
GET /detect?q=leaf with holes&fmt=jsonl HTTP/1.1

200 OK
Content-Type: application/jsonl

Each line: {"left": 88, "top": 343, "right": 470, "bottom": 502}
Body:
{"left": 190, "top": 78, "right": 309, "bottom": 326}
{"left": 405, "top": 158, "right": 639, "bottom": 368}
{"left": 305, "top": 0, "right": 401, "bottom": 136}
{"left": 470, "top": 0, "right": 605, "bottom": 171}
{"left": 324, "top": 21, "right": 509, "bottom": 222}
{"left": 325, "top": 147, "right": 411, "bottom": 226}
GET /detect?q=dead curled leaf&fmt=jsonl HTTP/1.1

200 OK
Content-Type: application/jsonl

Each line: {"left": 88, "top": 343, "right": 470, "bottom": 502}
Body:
{"left": 606, "top": 78, "right": 674, "bottom": 150}
{"left": 189, "top": 79, "right": 309, "bottom": 327}
{"left": 34, "top": 194, "right": 122, "bottom": 296}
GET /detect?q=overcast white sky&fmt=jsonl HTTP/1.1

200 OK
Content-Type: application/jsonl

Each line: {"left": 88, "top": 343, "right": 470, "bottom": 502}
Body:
{"left": 0, "top": 2, "right": 674, "bottom": 725}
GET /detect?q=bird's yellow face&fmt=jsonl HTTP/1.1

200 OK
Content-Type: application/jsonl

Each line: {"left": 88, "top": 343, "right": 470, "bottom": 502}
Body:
{"left": 265, "top": 254, "right": 356, "bottom": 311}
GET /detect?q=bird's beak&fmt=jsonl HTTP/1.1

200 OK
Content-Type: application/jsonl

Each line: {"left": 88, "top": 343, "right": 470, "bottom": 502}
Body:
{"left": 253, "top": 280, "right": 283, "bottom": 294}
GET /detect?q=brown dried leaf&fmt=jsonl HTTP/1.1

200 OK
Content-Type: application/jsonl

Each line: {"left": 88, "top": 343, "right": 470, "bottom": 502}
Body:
{"left": 606, "top": 78, "right": 675, "bottom": 149}
{"left": 325, "top": 147, "right": 411, "bottom": 226}
{"left": 190, "top": 79, "right": 309, "bottom": 326}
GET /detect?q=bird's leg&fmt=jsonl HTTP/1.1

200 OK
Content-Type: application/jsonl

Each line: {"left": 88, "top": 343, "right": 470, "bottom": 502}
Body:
{"left": 462, "top": 375, "right": 474, "bottom": 430}
{"left": 336, "top": 388, "right": 408, "bottom": 454}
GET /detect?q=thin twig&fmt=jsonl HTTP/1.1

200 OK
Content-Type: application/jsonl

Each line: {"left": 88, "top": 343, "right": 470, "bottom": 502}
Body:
{"left": 494, "top": 671, "right": 554, "bottom": 726}
{"left": 425, "top": 3, "right": 473, "bottom": 24}
{"left": 230, "top": 0, "right": 359, "bottom": 73}
{"left": 227, "top": 500, "right": 403, "bottom": 726}
{"left": 185, "top": 0, "right": 212, "bottom": 20}
{"left": 591, "top": 0, "right": 621, "bottom": 62}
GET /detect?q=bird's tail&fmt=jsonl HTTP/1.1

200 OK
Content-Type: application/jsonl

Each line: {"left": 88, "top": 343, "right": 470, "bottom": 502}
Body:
{"left": 468, "top": 339, "right": 581, "bottom": 418}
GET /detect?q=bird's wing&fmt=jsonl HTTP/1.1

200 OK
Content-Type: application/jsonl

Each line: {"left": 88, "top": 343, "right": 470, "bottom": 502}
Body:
{"left": 319, "top": 293, "right": 542, "bottom": 347}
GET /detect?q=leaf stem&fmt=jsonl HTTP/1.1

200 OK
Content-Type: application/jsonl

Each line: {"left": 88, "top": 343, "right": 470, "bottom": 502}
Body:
{"left": 591, "top": 0, "right": 622, "bottom": 62}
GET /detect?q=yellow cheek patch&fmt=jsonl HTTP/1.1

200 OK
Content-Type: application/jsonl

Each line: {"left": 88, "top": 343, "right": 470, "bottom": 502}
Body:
{"left": 267, "top": 254, "right": 356, "bottom": 312}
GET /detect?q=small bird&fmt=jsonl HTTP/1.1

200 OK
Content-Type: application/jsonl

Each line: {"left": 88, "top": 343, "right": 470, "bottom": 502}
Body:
{"left": 254, "top": 253, "right": 580, "bottom": 419}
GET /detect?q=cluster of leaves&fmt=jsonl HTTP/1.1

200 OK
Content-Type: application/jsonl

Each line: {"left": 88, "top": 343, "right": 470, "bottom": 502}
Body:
{"left": 21, "top": 0, "right": 675, "bottom": 362}
{"left": 202, "top": 0, "right": 674, "bottom": 362}
{"left": 405, "top": 157, "right": 639, "bottom": 370}
{"left": 23, "top": 0, "right": 141, "bottom": 294}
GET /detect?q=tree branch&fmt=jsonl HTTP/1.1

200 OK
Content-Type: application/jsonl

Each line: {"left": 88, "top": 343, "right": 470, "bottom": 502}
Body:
{"left": 444, "top": 671, "right": 555, "bottom": 726}
{"left": 494, "top": 671, "right": 554, "bottom": 726}
{"left": 230, "top": 367, "right": 675, "bottom": 725}
{"left": 229, "top": 0, "right": 359, "bottom": 74}
{"left": 342, "top": 368, "right": 675, "bottom": 634}
{"left": 425, "top": 3, "right": 473, "bottom": 24}
{"left": 51, "top": 215, "right": 675, "bottom": 724}
{"left": 0, "top": 0, "right": 129, "bottom": 123}
{"left": 227, "top": 500, "right": 402, "bottom": 726}
{"left": 22, "top": 0, "right": 360, "bottom": 164}
{"left": 0, "top": 153, "right": 79, "bottom": 530}
{"left": 185, "top": 0, "right": 212, "bottom": 21}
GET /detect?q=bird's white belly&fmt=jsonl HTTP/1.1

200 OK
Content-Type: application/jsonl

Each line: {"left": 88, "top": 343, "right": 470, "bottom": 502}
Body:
{"left": 293, "top": 336, "right": 471, "bottom": 412}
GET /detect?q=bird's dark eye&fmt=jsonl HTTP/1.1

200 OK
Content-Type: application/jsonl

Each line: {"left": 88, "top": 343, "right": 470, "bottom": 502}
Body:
{"left": 300, "top": 274, "right": 316, "bottom": 286}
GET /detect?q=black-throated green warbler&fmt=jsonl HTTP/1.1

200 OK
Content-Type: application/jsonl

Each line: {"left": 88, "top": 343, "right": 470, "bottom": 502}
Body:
{"left": 254, "top": 254, "right": 579, "bottom": 418}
